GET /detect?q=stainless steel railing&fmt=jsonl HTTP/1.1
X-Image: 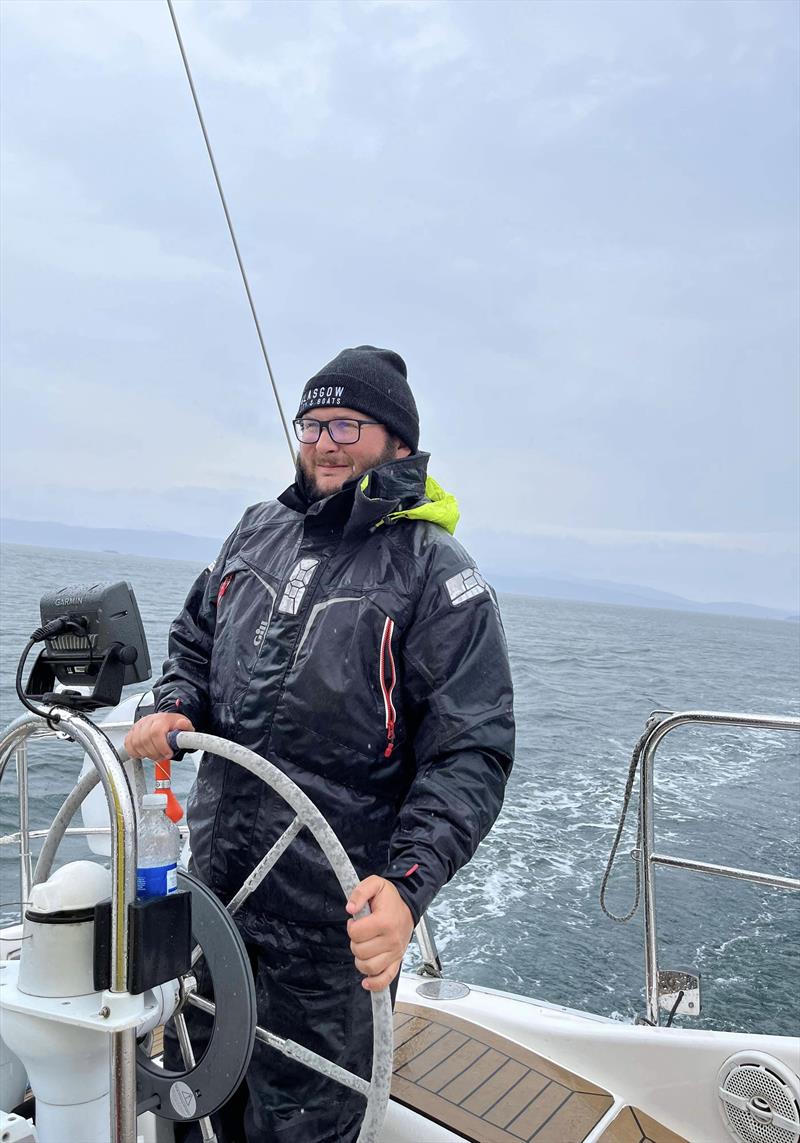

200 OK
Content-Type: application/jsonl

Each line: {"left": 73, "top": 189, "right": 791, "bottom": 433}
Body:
{"left": 638, "top": 710, "right": 800, "bottom": 1025}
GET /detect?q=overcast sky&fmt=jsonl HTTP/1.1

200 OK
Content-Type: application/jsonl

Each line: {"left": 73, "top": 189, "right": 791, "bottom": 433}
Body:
{"left": 1, "top": 0, "right": 798, "bottom": 608}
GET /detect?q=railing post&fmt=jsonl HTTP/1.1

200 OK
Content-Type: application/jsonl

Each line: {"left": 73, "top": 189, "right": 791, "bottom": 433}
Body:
{"left": 16, "top": 741, "right": 32, "bottom": 908}
{"left": 54, "top": 709, "right": 139, "bottom": 1143}
{"left": 639, "top": 718, "right": 661, "bottom": 1025}
{"left": 414, "top": 915, "right": 443, "bottom": 978}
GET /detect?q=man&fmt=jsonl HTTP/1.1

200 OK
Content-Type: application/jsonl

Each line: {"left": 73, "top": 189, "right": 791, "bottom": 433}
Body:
{"left": 125, "top": 346, "right": 514, "bottom": 1141}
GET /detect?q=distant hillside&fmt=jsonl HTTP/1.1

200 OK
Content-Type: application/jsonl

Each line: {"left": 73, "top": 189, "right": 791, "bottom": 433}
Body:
{"left": 485, "top": 572, "right": 794, "bottom": 621}
{"left": 1, "top": 517, "right": 218, "bottom": 564}
{"left": 1, "top": 516, "right": 793, "bottom": 622}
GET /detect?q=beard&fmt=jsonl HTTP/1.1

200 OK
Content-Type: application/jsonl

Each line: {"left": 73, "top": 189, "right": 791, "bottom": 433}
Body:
{"left": 298, "top": 440, "right": 401, "bottom": 503}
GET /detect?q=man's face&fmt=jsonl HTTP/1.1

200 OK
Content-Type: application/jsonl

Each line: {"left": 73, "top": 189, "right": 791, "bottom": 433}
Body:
{"left": 297, "top": 406, "right": 411, "bottom": 501}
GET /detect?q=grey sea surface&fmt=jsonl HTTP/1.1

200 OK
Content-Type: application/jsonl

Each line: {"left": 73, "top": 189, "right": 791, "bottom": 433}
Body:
{"left": 1, "top": 542, "right": 798, "bottom": 1037}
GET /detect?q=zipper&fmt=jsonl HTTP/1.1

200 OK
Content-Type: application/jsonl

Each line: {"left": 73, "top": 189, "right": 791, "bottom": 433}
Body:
{"left": 379, "top": 617, "right": 397, "bottom": 757}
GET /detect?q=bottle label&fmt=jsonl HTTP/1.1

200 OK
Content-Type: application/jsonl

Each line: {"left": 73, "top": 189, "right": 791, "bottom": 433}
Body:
{"left": 137, "top": 863, "right": 178, "bottom": 899}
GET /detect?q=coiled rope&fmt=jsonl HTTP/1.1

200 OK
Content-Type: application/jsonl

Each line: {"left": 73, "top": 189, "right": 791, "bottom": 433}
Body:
{"left": 599, "top": 713, "right": 663, "bottom": 923}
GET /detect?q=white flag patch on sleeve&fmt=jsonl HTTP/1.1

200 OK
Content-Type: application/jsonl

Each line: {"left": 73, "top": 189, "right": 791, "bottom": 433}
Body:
{"left": 445, "top": 567, "right": 488, "bottom": 606}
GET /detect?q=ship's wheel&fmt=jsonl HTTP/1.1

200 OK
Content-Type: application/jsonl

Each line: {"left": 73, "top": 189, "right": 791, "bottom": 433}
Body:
{"left": 35, "top": 730, "right": 394, "bottom": 1143}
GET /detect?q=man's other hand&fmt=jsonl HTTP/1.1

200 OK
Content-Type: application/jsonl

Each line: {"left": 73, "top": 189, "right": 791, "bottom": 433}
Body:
{"left": 123, "top": 712, "right": 194, "bottom": 761}
{"left": 346, "top": 876, "right": 414, "bottom": 992}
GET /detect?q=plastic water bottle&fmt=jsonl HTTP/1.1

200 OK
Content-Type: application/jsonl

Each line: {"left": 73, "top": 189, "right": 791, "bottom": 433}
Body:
{"left": 136, "top": 793, "right": 181, "bottom": 899}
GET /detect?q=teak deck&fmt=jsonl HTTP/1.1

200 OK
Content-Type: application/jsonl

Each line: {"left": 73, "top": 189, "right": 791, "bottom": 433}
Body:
{"left": 391, "top": 1002, "right": 612, "bottom": 1142}
{"left": 152, "top": 1002, "right": 688, "bottom": 1142}
{"left": 391, "top": 1002, "right": 688, "bottom": 1143}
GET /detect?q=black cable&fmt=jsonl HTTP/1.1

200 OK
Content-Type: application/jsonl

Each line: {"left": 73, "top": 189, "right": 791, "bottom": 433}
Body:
{"left": 15, "top": 638, "right": 57, "bottom": 726}
{"left": 30, "top": 616, "right": 84, "bottom": 643}
{"left": 14, "top": 615, "right": 89, "bottom": 729}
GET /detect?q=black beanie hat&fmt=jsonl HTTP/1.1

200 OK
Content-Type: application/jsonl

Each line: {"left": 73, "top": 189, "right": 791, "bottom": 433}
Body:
{"left": 296, "top": 346, "right": 419, "bottom": 452}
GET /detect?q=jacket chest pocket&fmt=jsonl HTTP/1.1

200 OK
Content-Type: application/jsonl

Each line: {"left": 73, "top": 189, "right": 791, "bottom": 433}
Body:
{"left": 276, "top": 597, "right": 404, "bottom": 764}
{"left": 209, "top": 557, "right": 279, "bottom": 702}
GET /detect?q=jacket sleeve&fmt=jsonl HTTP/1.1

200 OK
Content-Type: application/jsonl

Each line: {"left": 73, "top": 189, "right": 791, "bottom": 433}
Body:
{"left": 382, "top": 552, "right": 515, "bottom": 924}
{"left": 153, "top": 528, "right": 239, "bottom": 730}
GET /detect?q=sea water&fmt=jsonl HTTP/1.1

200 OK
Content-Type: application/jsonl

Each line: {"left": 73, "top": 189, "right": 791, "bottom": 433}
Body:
{"left": 0, "top": 542, "right": 798, "bottom": 1036}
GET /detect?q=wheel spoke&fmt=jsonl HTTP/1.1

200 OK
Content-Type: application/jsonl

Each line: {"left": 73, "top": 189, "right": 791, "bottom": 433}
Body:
{"left": 227, "top": 816, "right": 303, "bottom": 916}
{"left": 173, "top": 1012, "right": 196, "bottom": 1068}
{"left": 186, "top": 993, "right": 371, "bottom": 1098}
{"left": 254, "top": 1026, "right": 371, "bottom": 1097}
{"left": 189, "top": 815, "right": 303, "bottom": 968}
{"left": 174, "top": 1012, "right": 218, "bottom": 1143}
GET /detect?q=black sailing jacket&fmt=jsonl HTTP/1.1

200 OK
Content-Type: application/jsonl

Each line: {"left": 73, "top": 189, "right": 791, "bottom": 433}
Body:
{"left": 154, "top": 452, "right": 515, "bottom": 944}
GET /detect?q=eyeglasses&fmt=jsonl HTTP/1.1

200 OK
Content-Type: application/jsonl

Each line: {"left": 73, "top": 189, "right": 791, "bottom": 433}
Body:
{"left": 293, "top": 417, "right": 382, "bottom": 444}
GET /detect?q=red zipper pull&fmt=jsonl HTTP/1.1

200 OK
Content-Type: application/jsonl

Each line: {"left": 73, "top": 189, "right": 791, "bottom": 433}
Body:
{"left": 384, "top": 720, "right": 395, "bottom": 758}
{"left": 217, "top": 572, "right": 234, "bottom": 603}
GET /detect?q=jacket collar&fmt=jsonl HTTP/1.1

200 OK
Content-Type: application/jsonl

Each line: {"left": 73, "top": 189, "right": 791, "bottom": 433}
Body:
{"left": 278, "top": 452, "right": 430, "bottom": 537}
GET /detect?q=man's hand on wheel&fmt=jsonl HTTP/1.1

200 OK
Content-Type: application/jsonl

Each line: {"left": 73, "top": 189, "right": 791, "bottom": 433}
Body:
{"left": 346, "top": 876, "right": 414, "bottom": 992}
{"left": 124, "top": 712, "right": 195, "bottom": 761}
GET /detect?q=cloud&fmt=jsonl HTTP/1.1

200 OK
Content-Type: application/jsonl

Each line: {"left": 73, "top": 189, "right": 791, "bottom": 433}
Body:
{"left": 362, "top": 0, "right": 470, "bottom": 77}
{"left": 169, "top": 1, "right": 348, "bottom": 146}
{"left": 1, "top": 0, "right": 174, "bottom": 69}
{"left": 1, "top": 364, "right": 286, "bottom": 491}
{"left": 1, "top": 149, "right": 219, "bottom": 282}
{"left": 2, "top": 0, "right": 346, "bottom": 147}
{"left": 0, "top": 360, "right": 291, "bottom": 535}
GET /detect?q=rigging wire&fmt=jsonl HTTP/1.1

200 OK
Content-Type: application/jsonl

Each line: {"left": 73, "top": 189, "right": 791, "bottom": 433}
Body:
{"left": 166, "top": 0, "right": 297, "bottom": 466}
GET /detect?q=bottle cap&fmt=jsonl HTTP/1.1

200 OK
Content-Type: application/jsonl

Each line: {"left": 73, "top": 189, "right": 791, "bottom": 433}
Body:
{"left": 142, "top": 793, "right": 168, "bottom": 809}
